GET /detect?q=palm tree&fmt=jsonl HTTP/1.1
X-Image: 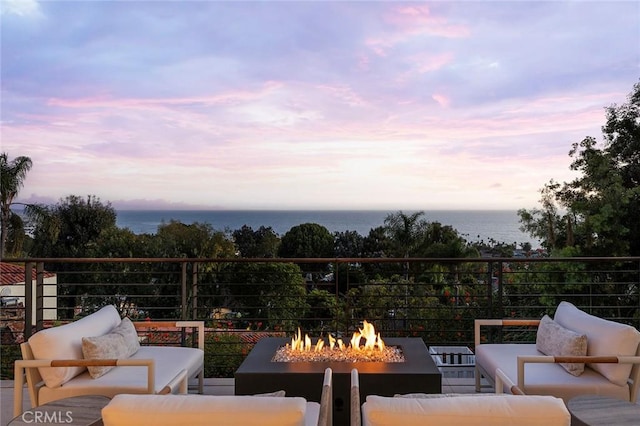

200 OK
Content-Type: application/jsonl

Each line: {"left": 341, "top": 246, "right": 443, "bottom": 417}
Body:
{"left": 384, "top": 211, "right": 428, "bottom": 280}
{"left": 1, "top": 153, "right": 33, "bottom": 257}
{"left": 384, "top": 211, "right": 427, "bottom": 258}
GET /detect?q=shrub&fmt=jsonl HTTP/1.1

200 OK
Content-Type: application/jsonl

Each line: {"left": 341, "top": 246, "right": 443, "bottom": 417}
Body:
{"left": 204, "top": 332, "right": 249, "bottom": 378}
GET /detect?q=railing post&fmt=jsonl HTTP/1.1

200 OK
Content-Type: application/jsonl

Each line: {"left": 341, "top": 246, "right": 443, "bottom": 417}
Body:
{"left": 192, "top": 262, "right": 198, "bottom": 321}
{"left": 637, "top": 259, "right": 640, "bottom": 330}
{"left": 496, "top": 261, "right": 505, "bottom": 343}
{"left": 486, "top": 261, "right": 493, "bottom": 318}
{"left": 24, "top": 261, "right": 34, "bottom": 339}
{"left": 497, "top": 261, "right": 504, "bottom": 317}
{"left": 181, "top": 262, "right": 187, "bottom": 320}
{"left": 36, "top": 262, "right": 44, "bottom": 331}
{"left": 334, "top": 259, "right": 340, "bottom": 299}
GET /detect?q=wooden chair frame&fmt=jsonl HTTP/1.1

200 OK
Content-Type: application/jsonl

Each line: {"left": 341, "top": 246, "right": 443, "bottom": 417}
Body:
{"left": 475, "top": 319, "right": 640, "bottom": 402}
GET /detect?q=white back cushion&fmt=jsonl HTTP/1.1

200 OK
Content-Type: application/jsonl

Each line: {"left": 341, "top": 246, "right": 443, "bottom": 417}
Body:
{"left": 102, "top": 394, "right": 308, "bottom": 426}
{"left": 554, "top": 301, "right": 640, "bottom": 386}
{"left": 28, "top": 305, "right": 121, "bottom": 387}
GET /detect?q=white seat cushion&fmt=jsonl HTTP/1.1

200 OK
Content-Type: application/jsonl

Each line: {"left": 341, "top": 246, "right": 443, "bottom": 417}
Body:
{"left": 28, "top": 305, "right": 121, "bottom": 387}
{"left": 362, "top": 394, "right": 570, "bottom": 426}
{"left": 38, "top": 346, "right": 203, "bottom": 404}
{"left": 475, "top": 343, "right": 630, "bottom": 402}
{"left": 102, "top": 394, "right": 309, "bottom": 426}
{"left": 554, "top": 301, "right": 640, "bottom": 386}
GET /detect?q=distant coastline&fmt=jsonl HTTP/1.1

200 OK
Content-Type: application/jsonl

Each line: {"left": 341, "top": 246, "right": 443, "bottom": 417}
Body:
{"left": 115, "top": 209, "right": 539, "bottom": 247}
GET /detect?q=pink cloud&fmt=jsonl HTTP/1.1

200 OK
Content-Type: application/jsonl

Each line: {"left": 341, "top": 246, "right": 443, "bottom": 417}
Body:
{"left": 387, "top": 5, "right": 471, "bottom": 38}
{"left": 413, "top": 52, "right": 454, "bottom": 73}
{"left": 46, "top": 81, "right": 284, "bottom": 110}
{"left": 432, "top": 93, "right": 451, "bottom": 108}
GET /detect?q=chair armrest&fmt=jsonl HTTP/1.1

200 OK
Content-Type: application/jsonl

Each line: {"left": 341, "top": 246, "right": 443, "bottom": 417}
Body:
{"left": 133, "top": 321, "right": 205, "bottom": 350}
{"left": 13, "top": 358, "right": 155, "bottom": 417}
{"left": 318, "top": 368, "right": 333, "bottom": 426}
{"left": 516, "top": 355, "right": 640, "bottom": 392}
{"left": 159, "top": 368, "right": 188, "bottom": 395}
{"left": 474, "top": 319, "right": 541, "bottom": 346}
{"left": 495, "top": 368, "right": 525, "bottom": 395}
{"left": 350, "top": 369, "right": 361, "bottom": 426}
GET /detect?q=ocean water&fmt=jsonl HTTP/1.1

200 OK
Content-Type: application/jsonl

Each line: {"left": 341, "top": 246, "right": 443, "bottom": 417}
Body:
{"left": 115, "top": 210, "right": 538, "bottom": 247}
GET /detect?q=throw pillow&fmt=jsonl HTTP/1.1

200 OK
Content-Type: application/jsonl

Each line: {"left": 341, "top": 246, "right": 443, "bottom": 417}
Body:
{"left": 110, "top": 317, "right": 141, "bottom": 357}
{"left": 536, "top": 314, "right": 587, "bottom": 376}
{"left": 81, "top": 317, "right": 141, "bottom": 379}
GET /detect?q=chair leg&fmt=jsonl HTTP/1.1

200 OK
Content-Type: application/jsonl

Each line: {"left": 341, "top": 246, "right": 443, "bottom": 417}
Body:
{"left": 475, "top": 366, "right": 481, "bottom": 392}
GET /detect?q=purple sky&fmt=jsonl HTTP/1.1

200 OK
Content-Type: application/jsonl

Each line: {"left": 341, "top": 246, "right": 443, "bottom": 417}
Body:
{"left": 2, "top": 1, "right": 638, "bottom": 210}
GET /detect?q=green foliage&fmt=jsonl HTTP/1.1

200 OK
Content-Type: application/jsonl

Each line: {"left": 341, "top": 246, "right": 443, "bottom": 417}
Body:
{"left": 216, "top": 262, "right": 308, "bottom": 331}
{"left": 204, "top": 332, "right": 248, "bottom": 378}
{"left": 334, "top": 262, "right": 367, "bottom": 295}
{"left": 0, "top": 343, "right": 21, "bottom": 380}
{"left": 232, "top": 225, "right": 280, "bottom": 258}
{"left": 1, "top": 153, "right": 33, "bottom": 257}
{"left": 383, "top": 211, "right": 428, "bottom": 258}
{"left": 156, "top": 221, "right": 235, "bottom": 258}
{"left": 29, "top": 195, "right": 117, "bottom": 258}
{"left": 519, "top": 81, "right": 640, "bottom": 256}
{"left": 5, "top": 211, "right": 26, "bottom": 256}
{"left": 278, "top": 223, "right": 334, "bottom": 259}
{"left": 303, "top": 288, "right": 345, "bottom": 333}
{"left": 334, "top": 230, "right": 364, "bottom": 257}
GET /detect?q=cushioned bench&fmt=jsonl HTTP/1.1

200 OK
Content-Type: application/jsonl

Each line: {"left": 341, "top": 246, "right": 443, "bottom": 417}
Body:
{"left": 14, "top": 305, "right": 205, "bottom": 416}
{"left": 475, "top": 301, "right": 640, "bottom": 403}
{"left": 350, "top": 368, "right": 570, "bottom": 426}
{"left": 101, "top": 367, "right": 333, "bottom": 426}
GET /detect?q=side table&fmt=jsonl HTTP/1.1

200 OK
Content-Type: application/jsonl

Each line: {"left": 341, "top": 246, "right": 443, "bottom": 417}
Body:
{"left": 568, "top": 395, "right": 640, "bottom": 426}
{"left": 8, "top": 395, "right": 111, "bottom": 426}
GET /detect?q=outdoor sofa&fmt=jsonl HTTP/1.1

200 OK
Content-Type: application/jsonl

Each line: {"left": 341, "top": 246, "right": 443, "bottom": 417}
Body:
{"left": 13, "top": 305, "right": 205, "bottom": 417}
{"left": 475, "top": 301, "right": 640, "bottom": 403}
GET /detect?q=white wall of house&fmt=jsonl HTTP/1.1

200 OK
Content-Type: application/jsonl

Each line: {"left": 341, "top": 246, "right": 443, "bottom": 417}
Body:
{"left": 0, "top": 276, "right": 58, "bottom": 322}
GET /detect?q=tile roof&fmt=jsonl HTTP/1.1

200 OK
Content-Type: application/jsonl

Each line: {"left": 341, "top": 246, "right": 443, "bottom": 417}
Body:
{"left": 0, "top": 262, "right": 56, "bottom": 286}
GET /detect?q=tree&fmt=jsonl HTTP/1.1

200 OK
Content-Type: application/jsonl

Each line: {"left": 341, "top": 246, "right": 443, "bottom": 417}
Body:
{"left": 232, "top": 225, "right": 280, "bottom": 258}
{"left": 29, "top": 195, "right": 117, "bottom": 258}
{"left": 278, "top": 223, "right": 334, "bottom": 273}
{"left": 334, "top": 230, "right": 364, "bottom": 258}
{"left": 217, "top": 262, "right": 308, "bottom": 331}
{"left": 0, "top": 153, "right": 32, "bottom": 257}
{"left": 362, "top": 226, "right": 393, "bottom": 258}
{"left": 383, "top": 211, "right": 428, "bottom": 258}
{"left": 420, "top": 222, "right": 474, "bottom": 258}
{"left": 384, "top": 211, "right": 429, "bottom": 279}
{"left": 155, "top": 220, "right": 235, "bottom": 258}
{"left": 519, "top": 81, "right": 640, "bottom": 256}
{"left": 26, "top": 195, "right": 117, "bottom": 316}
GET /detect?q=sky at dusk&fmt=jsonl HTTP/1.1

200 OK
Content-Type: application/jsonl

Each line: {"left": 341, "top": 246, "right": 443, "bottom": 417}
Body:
{"left": 2, "top": 0, "right": 639, "bottom": 211}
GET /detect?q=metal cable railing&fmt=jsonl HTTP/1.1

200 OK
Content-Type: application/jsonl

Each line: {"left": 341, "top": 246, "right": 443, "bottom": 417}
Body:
{"left": 1, "top": 257, "right": 638, "bottom": 378}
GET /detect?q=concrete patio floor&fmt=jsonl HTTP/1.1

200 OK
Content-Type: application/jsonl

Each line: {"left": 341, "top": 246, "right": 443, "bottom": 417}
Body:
{"left": 1, "top": 375, "right": 484, "bottom": 425}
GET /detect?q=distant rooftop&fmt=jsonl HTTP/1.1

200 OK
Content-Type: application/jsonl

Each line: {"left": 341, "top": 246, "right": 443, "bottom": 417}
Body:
{"left": 0, "top": 262, "right": 55, "bottom": 286}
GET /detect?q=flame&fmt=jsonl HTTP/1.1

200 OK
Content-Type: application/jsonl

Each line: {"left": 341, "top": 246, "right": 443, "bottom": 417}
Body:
{"left": 289, "top": 320, "right": 385, "bottom": 354}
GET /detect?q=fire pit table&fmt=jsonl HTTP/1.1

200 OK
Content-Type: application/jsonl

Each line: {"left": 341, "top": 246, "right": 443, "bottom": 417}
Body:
{"left": 235, "top": 337, "right": 441, "bottom": 426}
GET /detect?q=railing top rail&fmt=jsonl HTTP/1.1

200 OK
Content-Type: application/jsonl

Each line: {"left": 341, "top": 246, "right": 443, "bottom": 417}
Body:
{"left": 3, "top": 256, "right": 640, "bottom": 264}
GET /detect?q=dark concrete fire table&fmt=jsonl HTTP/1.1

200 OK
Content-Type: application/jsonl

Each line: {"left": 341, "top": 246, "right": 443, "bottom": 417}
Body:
{"left": 235, "top": 337, "right": 441, "bottom": 426}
